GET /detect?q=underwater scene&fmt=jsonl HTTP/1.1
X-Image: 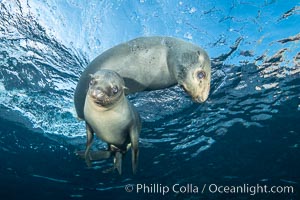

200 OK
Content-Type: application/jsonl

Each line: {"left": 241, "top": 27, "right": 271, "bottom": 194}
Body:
{"left": 0, "top": 0, "right": 299, "bottom": 199}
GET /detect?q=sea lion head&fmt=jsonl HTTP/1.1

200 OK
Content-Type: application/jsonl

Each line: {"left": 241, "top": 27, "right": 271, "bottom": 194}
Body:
{"left": 87, "top": 70, "right": 125, "bottom": 107}
{"left": 177, "top": 49, "right": 211, "bottom": 103}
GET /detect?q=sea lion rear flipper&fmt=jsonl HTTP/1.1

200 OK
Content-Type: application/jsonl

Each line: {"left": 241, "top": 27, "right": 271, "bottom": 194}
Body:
{"left": 76, "top": 150, "right": 112, "bottom": 160}
{"left": 89, "top": 150, "right": 112, "bottom": 160}
{"left": 114, "top": 152, "right": 123, "bottom": 175}
{"left": 75, "top": 150, "right": 86, "bottom": 159}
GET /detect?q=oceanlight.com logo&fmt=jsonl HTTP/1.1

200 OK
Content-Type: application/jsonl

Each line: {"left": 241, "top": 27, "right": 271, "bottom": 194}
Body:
{"left": 124, "top": 183, "right": 295, "bottom": 196}
{"left": 207, "top": 184, "right": 294, "bottom": 196}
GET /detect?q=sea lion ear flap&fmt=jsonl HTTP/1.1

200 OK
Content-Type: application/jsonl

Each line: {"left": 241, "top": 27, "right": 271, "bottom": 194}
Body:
{"left": 89, "top": 74, "right": 96, "bottom": 79}
{"left": 197, "top": 50, "right": 206, "bottom": 64}
{"left": 123, "top": 86, "right": 129, "bottom": 91}
{"left": 197, "top": 50, "right": 203, "bottom": 62}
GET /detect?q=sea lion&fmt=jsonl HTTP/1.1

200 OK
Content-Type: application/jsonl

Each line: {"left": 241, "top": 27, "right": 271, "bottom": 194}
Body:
{"left": 77, "top": 69, "right": 141, "bottom": 174}
{"left": 74, "top": 36, "right": 211, "bottom": 120}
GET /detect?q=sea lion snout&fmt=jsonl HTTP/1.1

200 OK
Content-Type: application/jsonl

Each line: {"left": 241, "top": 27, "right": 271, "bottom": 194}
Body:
{"left": 180, "top": 77, "right": 210, "bottom": 103}
{"left": 91, "top": 88, "right": 104, "bottom": 99}
{"left": 90, "top": 86, "right": 118, "bottom": 99}
{"left": 194, "top": 93, "right": 209, "bottom": 103}
{"left": 196, "top": 83, "right": 210, "bottom": 102}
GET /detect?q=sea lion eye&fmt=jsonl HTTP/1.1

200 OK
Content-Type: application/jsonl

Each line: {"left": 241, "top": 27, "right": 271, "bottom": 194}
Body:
{"left": 89, "top": 79, "right": 96, "bottom": 86}
{"left": 112, "top": 86, "right": 119, "bottom": 94}
{"left": 197, "top": 71, "right": 206, "bottom": 80}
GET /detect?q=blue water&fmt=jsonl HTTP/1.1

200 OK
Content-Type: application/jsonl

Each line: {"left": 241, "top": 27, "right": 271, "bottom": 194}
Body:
{"left": 0, "top": 0, "right": 299, "bottom": 199}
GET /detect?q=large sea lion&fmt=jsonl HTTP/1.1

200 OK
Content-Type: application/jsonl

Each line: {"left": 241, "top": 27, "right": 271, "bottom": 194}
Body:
{"left": 77, "top": 69, "right": 141, "bottom": 174}
{"left": 74, "top": 36, "right": 211, "bottom": 120}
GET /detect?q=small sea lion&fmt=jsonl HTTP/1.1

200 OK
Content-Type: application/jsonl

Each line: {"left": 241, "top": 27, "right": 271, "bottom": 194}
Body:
{"left": 77, "top": 69, "right": 141, "bottom": 174}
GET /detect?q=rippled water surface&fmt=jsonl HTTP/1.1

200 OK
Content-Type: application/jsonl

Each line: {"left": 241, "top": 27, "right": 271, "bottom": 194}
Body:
{"left": 0, "top": 0, "right": 299, "bottom": 199}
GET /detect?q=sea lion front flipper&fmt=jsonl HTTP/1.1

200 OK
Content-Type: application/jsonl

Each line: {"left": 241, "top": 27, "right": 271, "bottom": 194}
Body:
{"left": 114, "top": 152, "right": 123, "bottom": 175}
{"left": 84, "top": 122, "right": 94, "bottom": 167}
{"left": 129, "top": 124, "right": 140, "bottom": 174}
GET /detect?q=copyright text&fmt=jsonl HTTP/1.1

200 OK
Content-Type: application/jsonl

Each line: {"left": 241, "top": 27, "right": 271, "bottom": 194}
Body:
{"left": 124, "top": 183, "right": 294, "bottom": 196}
